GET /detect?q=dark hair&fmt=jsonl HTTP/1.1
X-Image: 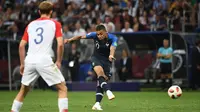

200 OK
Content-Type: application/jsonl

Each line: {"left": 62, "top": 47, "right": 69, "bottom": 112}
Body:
{"left": 38, "top": 1, "right": 53, "bottom": 15}
{"left": 96, "top": 24, "right": 107, "bottom": 31}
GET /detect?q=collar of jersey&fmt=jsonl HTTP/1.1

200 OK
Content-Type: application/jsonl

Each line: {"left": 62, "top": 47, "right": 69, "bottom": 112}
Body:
{"left": 37, "top": 17, "right": 50, "bottom": 20}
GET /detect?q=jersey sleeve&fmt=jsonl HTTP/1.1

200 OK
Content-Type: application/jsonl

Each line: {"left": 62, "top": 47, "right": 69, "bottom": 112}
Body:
{"left": 111, "top": 36, "right": 118, "bottom": 47}
{"left": 55, "top": 21, "right": 63, "bottom": 38}
{"left": 86, "top": 32, "right": 96, "bottom": 39}
{"left": 158, "top": 48, "right": 162, "bottom": 53}
{"left": 22, "top": 26, "right": 28, "bottom": 42}
{"left": 169, "top": 47, "right": 173, "bottom": 54}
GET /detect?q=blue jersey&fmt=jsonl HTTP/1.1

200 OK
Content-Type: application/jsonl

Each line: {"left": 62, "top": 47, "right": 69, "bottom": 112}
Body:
{"left": 158, "top": 47, "right": 173, "bottom": 63}
{"left": 86, "top": 32, "right": 118, "bottom": 60}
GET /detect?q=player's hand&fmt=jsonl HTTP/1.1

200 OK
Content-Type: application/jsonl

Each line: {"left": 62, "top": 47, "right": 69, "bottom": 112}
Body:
{"left": 55, "top": 61, "right": 61, "bottom": 69}
{"left": 109, "top": 55, "right": 115, "bottom": 62}
{"left": 20, "top": 65, "right": 24, "bottom": 75}
{"left": 64, "top": 39, "right": 70, "bottom": 44}
{"left": 157, "top": 53, "right": 164, "bottom": 58}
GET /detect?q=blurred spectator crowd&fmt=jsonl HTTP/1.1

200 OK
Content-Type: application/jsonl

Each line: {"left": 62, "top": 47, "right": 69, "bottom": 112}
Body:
{"left": 0, "top": 0, "right": 199, "bottom": 40}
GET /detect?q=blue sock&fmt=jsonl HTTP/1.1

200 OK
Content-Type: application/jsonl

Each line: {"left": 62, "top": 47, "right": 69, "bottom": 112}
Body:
{"left": 96, "top": 86, "right": 104, "bottom": 103}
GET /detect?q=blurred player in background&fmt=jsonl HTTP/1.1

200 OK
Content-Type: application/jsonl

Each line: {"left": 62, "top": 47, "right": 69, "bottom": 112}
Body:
{"left": 157, "top": 39, "right": 173, "bottom": 90}
{"left": 65, "top": 24, "right": 118, "bottom": 111}
{"left": 11, "top": 1, "right": 68, "bottom": 112}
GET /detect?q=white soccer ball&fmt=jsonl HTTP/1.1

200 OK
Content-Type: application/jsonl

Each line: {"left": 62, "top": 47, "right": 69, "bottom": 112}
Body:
{"left": 168, "top": 85, "right": 182, "bottom": 99}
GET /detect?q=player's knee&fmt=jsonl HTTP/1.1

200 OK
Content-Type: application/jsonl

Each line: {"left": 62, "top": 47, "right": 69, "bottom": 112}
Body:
{"left": 62, "top": 85, "right": 67, "bottom": 92}
{"left": 96, "top": 70, "right": 104, "bottom": 76}
{"left": 20, "top": 85, "right": 30, "bottom": 93}
{"left": 94, "top": 66, "right": 104, "bottom": 75}
{"left": 56, "top": 83, "right": 67, "bottom": 92}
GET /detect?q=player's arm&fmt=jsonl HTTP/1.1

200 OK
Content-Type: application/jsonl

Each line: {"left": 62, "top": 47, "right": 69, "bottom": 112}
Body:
{"left": 109, "top": 36, "right": 118, "bottom": 61}
{"left": 64, "top": 35, "right": 86, "bottom": 43}
{"left": 19, "top": 26, "right": 28, "bottom": 75}
{"left": 56, "top": 37, "right": 64, "bottom": 63}
{"left": 19, "top": 26, "right": 28, "bottom": 66}
{"left": 165, "top": 54, "right": 172, "bottom": 58}
{"left": 55, "top": 21, "right": 64, "bottom": 69}
{"left": 157, "top": 53, "right": 164, "bottom": 58}
{"left": 165, "top": 48, "right": 173, "bottom": 59}
{"left": 110, "top": 46, "right": 116, "bottom": 58}
{"left": 157, "top": 48, "right": 164, "bottom": 58}
{"left": 19, "top": 40, "right": 27, "bottom": 66}
{"left": 64, "top": 32, "right": 95, "bottom": 44}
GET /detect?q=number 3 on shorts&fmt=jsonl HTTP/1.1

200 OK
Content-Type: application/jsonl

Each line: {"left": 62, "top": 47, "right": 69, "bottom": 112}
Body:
{"left": 34, "top": 27, "right": 44, "bottom": 44}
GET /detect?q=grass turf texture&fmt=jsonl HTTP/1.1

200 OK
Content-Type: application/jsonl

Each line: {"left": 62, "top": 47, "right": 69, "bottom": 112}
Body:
{"left": 0, "top": 90, "right": 200, "bottom": 112}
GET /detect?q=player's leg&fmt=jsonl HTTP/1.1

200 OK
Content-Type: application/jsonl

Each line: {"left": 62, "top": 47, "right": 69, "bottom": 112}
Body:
{"left": 92, "top": 84, "right": 104, "bottom": 110}
{"left": 93, "top": 66, "right": 115, "bottom": 100}
{"left": 166, "top": 63, "right": 173, "bottom": 88}
{"left": 160, "top": 63, "right": 167, "bottom": 89}
{"left": 11, "top": 65, "right": 39, "bottom": 112}
{"left": 37, "top": 64, "right": 68, "bottom": 112}
{"left": 95, "top": 86, "right": 104, "bottom": 103}
{"left": 11, "top": 84, "right": 30, "bottom": 112}
{"left": 167, "top": 74, "right": 172, "bottom": 87}
{"left": 152, "top": 68, "right": 157, "bottom": 84}
{"left": 55, "top": 82, "right": 68, "bottom": 112}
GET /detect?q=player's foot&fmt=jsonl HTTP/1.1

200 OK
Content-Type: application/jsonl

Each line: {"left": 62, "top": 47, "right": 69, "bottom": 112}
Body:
{"left": 106, "top": 90, "right": 115, "bottom": 100}
{"left": 92, "top": 102, "right": 103, "bottom": 111}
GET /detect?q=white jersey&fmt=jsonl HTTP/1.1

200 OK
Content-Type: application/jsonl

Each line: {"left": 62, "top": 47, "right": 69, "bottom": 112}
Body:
{"left": 22, "top": 17, "right": 62, "bottom": 65}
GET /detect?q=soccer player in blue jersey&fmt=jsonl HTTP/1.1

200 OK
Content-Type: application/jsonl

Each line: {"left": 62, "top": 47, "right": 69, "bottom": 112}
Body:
{"left": 65, "top": 24, "right": 118, "bottom": 110}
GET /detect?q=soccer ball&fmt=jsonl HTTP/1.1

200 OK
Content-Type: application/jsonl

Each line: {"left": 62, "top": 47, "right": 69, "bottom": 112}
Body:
{"left": 168, "top": 85, "right": 182, "bottom": 99}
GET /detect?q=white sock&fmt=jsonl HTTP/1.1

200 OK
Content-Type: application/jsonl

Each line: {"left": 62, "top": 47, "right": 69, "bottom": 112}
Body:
{"left": 58, "top": 98, "right": 68, "bottom": 112}
{"left": 11, "top": 100, "right": 23, "bottom": 112}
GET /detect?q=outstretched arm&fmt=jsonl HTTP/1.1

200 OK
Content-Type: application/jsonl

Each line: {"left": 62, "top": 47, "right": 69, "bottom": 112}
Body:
{"left": 64, "top": 32, "right": 96, "bottom": 44}
{"left": 64, "top": 35, "right": 86, "bottom": 44}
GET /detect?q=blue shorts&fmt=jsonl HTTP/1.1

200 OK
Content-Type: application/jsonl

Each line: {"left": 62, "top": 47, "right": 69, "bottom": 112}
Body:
{"left": 91, "top": 56, "right": 112, "bottom": 78}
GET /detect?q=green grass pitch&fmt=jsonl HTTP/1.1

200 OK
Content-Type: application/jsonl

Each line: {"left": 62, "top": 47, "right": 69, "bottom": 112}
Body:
{"left": 0, "top": 90, "right": 200, "bottom": 112}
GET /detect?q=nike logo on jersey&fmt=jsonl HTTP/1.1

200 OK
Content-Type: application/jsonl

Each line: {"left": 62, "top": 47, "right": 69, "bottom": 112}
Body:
{"left": 106, "top": 43, "right": 109, "bottom": 47}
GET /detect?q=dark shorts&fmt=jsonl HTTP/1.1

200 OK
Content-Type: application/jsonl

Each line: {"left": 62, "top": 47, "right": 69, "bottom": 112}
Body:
{"left": 91, "top": 56, "right": 112, "bottom": 78}
{"left": 160, "top": 63, "right": 172, "bottom": 74}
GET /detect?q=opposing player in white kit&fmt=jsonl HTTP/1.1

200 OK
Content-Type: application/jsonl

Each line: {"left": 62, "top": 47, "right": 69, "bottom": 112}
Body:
{"left": 11, "top": 1, "right": 68, "bottom": 112}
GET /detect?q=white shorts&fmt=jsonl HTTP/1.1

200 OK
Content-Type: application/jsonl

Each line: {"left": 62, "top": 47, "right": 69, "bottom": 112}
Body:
{"left": 21, "top": 63, "right": 65, "bottom": 86}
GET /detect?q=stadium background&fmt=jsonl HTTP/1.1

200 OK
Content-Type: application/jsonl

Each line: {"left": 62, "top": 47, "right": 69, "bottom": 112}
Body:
{"left": 0, "top": 0, "right": 200, "bottom": 111}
